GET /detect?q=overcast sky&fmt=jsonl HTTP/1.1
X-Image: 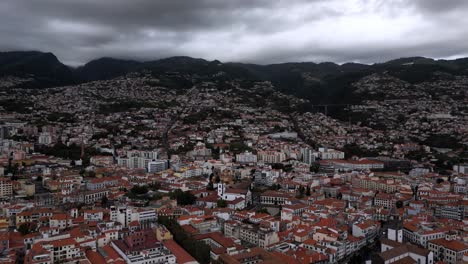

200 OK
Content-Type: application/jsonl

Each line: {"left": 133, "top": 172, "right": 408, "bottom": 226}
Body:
{"left": 1, "top": 0, "right": 467, "bottom": 66}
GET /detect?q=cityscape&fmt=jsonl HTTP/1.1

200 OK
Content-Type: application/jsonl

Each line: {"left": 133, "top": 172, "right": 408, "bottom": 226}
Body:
{"left": 0, "top": 1, "right": 468, "bottom": 264}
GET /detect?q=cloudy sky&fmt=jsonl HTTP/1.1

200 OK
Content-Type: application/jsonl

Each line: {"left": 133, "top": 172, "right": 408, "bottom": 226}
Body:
{"left": 1, "top": 0, "right": 467, "bottom": 66}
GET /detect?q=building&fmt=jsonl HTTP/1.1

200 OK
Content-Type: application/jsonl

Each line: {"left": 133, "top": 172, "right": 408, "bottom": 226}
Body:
{"left": 317, "top": 148, "right": 345, "bottom": 160}
{"left": 163, "top": 239, "right": 198, "bottom": 264}
{"left": 117, "top": 150, "right": 158, "bottom": 169}
{"left": 428, "top": 238, "right": 468, "bottom": 264}
{"left": 218, "top": 247, "right": 284, "bottom": 264}
{"left": 352, "top": 220, "right": 380, "bottom": 242}
{"left": 374, "top": 193, "right": 397, "bottom": 209}
{"left": 253, "top": 170, "right": 280, "bottom": 186}
{"left": 38, "top": 132, "right": 53, "bottom": 145}
{"left": 236, "top": 151, "right": 257, "bottom": 164}
{"left": 111, "top": 232, "right": 176, "bottom": 264}
{"left": 217, "top": 184, "right": 252, "bottom": 208}
{"left": 375, "top": 239, "right": 433, "bottom": 264}
{"left": 42, "top": 238, "right": 84, "bottom": 263}
{"left": 403, "top": 224, "right": 447, "bottom": 248}
{"left": 0, "top": 179, "right": 13, "bottom": 197}
{"left": 189, "top": 142, "right": 212, "bottom": 161}
{"left": 260, "top": 190, "right": 292, "bottom": 205}
{"left": 326, "top": 159, "right": 384, "bottom": 171}
{"left": 434, "top": 203, "right": 465, "bottom": 220}
{"left": 147, "top": 160, "right": 169, "bottom": 173}
{"left": 300, "top": 147, "right": 315, "bottom": 165}
{"left": 231, "top": 224, "right": 279, "bottom": 248}
{"left": 90, "top": 155, "right": 114, "bottom": 166}
{"left": 86, "top": 177, "right": 119, "bottom": 191}
{"left": 453, "top": 164, "right": 468, "bottom": 174}
{"left": 257, "top": 151, "right": 286, "bottom": 164}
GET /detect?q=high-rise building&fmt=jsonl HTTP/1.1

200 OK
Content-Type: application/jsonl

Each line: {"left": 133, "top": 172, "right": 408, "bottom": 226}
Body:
{"left": 236, "top": 151, "right": 257, "bottom": 164}
{"left": 117, "top": 150, "right": 158, "bottom": 169}
{"left": 147, "top": 160, "right": 169, "bottom": 173}
{"left": 257, "top": 151, "right": 286, "bottom": 164}
{"left": 38, "top": 132, "right": 53, "bottom": 145}
{"left": 300, "top": 148, "right": 315, "bottom": 165}
{"left": 0, "top": 179, "right": 13, "bottom": 197}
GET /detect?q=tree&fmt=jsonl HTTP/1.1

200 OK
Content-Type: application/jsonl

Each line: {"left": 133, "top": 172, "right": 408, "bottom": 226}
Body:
{"left": 131, "top": 185, "right": 149, "bottom": 195}
{"left": 207, "top": 181, "right": 214, "bottom": 190}
{"left": 256, "top": 208, "right": 269, "bottom": 214}
{"left": 170, "top": 189, "right": 196, "bottom": 205}
{"left": 217, "top": 199, "right": 227, "bottom": 208}
{"left": 296, "top": 186, "right": 305, "bottom": 198}
{"left": 214, "top": 175, "right": 221, "bottom": 184}
{"left": 272, "top": 163, "right": 284, "bottom": 170}
{"left": 436, "top": 178, "right": 444, "bottom": 184}
{"left": 101, "top": 195, "right": 109, "bottom": 207}
{"left": 158, "top": 217, "right": 211, "bottom": 264}
{"left": 269, "top": 184, "right": 281, "bottom": 191}
{"left": 149, "top": 182, "right": 161, "bottom": 191}
{"left": 411, "top": 185, "right": 419, "bottom": 199}
{"left": 309, "top": 163, "right": 320, "bottom": 173}
{"left": 395, "top": 200, "right": 403, "bottom": 208}
{"left": 337, "top": 192, "right": 343, "bottom": 200}
{"left": 18, "top": 223, "right": 31, "bottom": 235}
{"left": 306, "top": 186, "right": 311, "bottom": 196}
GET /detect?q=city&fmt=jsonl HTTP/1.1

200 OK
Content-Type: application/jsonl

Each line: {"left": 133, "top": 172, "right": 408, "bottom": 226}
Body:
{"left": 1, "top": 1, "right": 468, "bottom": 264}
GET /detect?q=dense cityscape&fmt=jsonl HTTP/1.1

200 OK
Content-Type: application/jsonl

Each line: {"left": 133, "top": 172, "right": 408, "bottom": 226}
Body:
{"left": 0, "top": 53, "right": 467, "bottom": 264}
{"left": 1, "top": 0, "right": 468, "bottom": 263}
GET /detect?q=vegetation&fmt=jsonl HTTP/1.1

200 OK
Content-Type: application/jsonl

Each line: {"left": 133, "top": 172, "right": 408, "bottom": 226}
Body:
{"left": 423, "top": 134, "right": 462, "bottom": 149}
{"left": 130, "top": 185, "right": 149, "bottom": 195}
{"left": 35, "top": 142, "right": 82, "bottom": 160}
{"left": 395, "top": 200, "right": 403, "bottom": 208}
{"left": 342, "top": 143, "right": 380, "bottom": 159}
{"left": 296, "top": 186, "right": 306, "bottom": 198}
{"left": 183, "top": 111, "right": 209, "bottom": 124}
{"left": 228, "top": 142, "right": 253, "bottom": 154}
{"left": 217, "top": 199, "right": 227, "bottom": 208}
{"left": 309, "top": 163, "right": 320, "bottom": 173}
{"left": 158, "top": 216, "right": 211, "bottom": 264}
{"left": 46, "top": 112, "right": 76, "bottom": 123}
{"left": 0, "top": 99, "right": 33, "bottom": 113}
{"left": 256, "top": 208, "right": 269, "bottom": 214}
{"left": 18, "top": 223, "right": 32, "bottom": 235}
{"left": 98, "top": 100, "right": 175, "bottom": 114}
{"left": 169, "top": 189, "right": 196, "bottom": 205}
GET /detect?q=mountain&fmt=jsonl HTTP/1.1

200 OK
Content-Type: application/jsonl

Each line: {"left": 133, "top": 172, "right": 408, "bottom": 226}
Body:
{"left": 0, "top": 51, "right": 74, "bottom": 87}
{"left": 1, "top": 51, "right": 468, "bottom": 103}
{"left": 74, "top": 57, "right": 141, "bottom": 82}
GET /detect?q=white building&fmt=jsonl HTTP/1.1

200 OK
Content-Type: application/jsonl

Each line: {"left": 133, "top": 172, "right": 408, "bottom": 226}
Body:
{"left": 111, "top": 240, "right": 176, "bottom": 264}
{"left": 257, "top": 151, "right": 286, "bottom": 164}
{"left": 300, "top": 148, "right": 315, "bottom": 165}
{"left": 217, "top": 183, "right": 252, "bottom": 208}
{"left": 38, "top": 132, "right": 53, "bottom": 145}
{"left": 317, "top": 147, "right": 345, "bottom": 160}
{"left": 453, "top": 164, "right": 468, "bottom": 174}
{"left": 147, "top": 160, "right": 169, "bottom": 173}
{"left": 117, "top": 150, "right": 158, "bottom": 169}
{"left": 236, "top": 151, "right": 258, "bottom": 164}
{"left": 110, "top": 206, "right": 157, "bottom": 227}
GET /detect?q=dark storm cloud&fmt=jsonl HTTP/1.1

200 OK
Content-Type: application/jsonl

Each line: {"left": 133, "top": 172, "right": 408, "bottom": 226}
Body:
{"left": 0, "top": 0, "right": 467, "bottom": 65}
{"left": 411, "top": 0, "right": 468, "bottom": 13}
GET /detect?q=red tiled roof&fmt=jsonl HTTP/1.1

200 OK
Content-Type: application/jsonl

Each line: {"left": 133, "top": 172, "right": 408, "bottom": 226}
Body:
{"left": 163, "top": 239, "right": 196, "bottom": 264}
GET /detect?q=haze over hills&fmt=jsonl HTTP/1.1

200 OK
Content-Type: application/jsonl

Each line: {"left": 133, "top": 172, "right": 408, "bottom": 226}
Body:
{"left": 1, "top": 50, "right": 468, "bottom": 106}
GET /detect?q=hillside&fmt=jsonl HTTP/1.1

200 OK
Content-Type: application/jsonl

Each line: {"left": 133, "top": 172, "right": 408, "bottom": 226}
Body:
{"left": 1, "top": 51, "right": 468, "bottom": 106}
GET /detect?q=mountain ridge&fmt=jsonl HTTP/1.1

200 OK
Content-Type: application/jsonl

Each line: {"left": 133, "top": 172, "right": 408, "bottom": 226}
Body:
{"left": 1, "top": 50, "right": 468, "bottom": 106}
